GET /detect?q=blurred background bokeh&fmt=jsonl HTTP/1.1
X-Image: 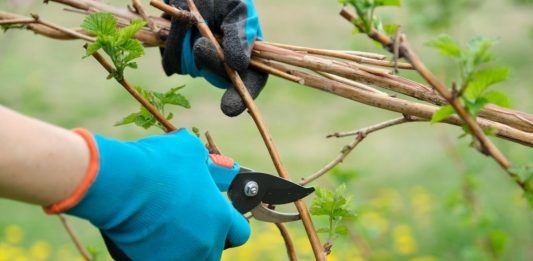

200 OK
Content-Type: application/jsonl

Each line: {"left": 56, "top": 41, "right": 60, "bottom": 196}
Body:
{"left": 0, "top": 0, "right": 532, "bottom": 260}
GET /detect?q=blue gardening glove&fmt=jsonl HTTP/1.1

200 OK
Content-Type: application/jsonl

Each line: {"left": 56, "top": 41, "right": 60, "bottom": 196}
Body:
{"left": 161, "top": 0, "right": 269, "bottom": 117}
{"left": 45, "top": 128, "right": 250, "bottom": 260}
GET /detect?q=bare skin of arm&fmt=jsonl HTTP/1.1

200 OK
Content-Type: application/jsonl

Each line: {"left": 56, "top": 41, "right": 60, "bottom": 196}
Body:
{"left": 0, "top": 105, "right": 89, "bottom": 206}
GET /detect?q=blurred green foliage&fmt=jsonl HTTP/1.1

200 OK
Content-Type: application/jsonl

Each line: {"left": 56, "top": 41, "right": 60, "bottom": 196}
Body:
{"left": 405, "top": 0, "right": 483, "bottom": 31}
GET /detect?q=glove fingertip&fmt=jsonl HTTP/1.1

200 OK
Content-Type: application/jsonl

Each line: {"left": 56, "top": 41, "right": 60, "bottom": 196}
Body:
{"left": 222, "top": 31, "right": 251, "bottom": 72}
{"left": 226, "top": 209, "right": 251, "bottom": 247}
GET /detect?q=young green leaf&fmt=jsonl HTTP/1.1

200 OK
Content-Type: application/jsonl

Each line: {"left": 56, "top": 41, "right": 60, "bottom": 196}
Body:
{"left": 466, "top": 37, "right": 495, "bottom": 66}
{"left": 464, "top": 67, "right": 509, "bottom": 100}
{"left": 116, "top": 20, "right": 147, "bottom": 45}
{"left": 81, "top": 13, "right": 117, "bottom": 36}
{"left": 122, "top": 39, "right": 145, "bottom": 63}
{"left": 191, "top": 127, "right": 201, "bottom": 137}
{"left": 81, "top": 13, "right": 147, "bottom": 80}
{"left": 311, "top": 184, "right": 356, "bottom": 246}
{"left": 115, "top": 112, "right": 139, "bottom": 126}
{"left": 85, "top": 41, "right": 103, "bottom": 57}
{"left": 375, "top": 0, "right": 401, "bottom": 7}
{"left": 426, "top": 35, "right": 462, "bottom": 57}
{"left": 161, "top": 86, "right": 191, "bottom": 108}
{"left": 431, "top": 104, "right": 455, "bottom": 123}
{"left": 482, "top": 90, "right": 511, "bottom": 108}
{"left": 465, "top": 97, "right": 489, "bottom": 117}
{"left": 116, "top": 86, "right": 190, "bottom": 130}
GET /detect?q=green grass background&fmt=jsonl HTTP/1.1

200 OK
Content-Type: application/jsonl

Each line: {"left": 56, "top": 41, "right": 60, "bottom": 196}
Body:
{"left": 0, "top": 0, "right": 532, "bottom": 260}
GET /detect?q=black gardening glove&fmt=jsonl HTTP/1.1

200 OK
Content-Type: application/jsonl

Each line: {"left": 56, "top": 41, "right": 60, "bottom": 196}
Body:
{"left": 161, "top": 0, "right": 268, "bottom": 117}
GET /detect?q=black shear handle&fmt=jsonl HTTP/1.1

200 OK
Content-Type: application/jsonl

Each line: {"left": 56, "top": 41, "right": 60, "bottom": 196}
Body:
{"left": 100, "top": 230, "right": 131, "bottom": 261}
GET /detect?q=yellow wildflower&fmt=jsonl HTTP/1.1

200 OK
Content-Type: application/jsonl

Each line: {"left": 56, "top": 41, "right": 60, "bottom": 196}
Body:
{"left": 5, "top": 224, "right": 24, "bottom": 244}
{"left": 0, "top": 243, "right": 25, "bottom": 261}
{"left": 30, "top": 240, "right": 51, "bottom": 260}
{"left": 409, "top": 186, "right": 433, "bottom": 219}
{"left": 393, "top": 224, "right": 417, "bottom": 255}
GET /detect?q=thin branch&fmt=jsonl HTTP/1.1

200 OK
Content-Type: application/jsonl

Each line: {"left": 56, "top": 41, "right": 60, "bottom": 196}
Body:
{"left": 58, "top": 214, "right": 92, "bottom": 261}
{"left": 0, "top": 18, "right": 35, "bottom": 25}
{"left": 326, "top": 116, "right": 422, "bottom": 138}
{"left": 275, "top": 223, "right": 298, "bottom": 261}
{"left": 253, "top": 42, "right": 446, "bottom": 106}
{"left": 340, "top": 8, "right": 527, "bottom": 191}
{"left": 154, "top": 0, "right": 325, "bottom": 259}
{"left": 262, "top": 59, "right": 533, "bottom": 147}
{"left": 204, "top": 131, "right": 222, "bottom": 155}
{"left": 131, "top": 0, "right": 157, "bottom": 32}
{"left": 336, "top": 50, "right": 387, "bottom": 60}
{"left": 315, "top": 71, "right": 389, "bottom": 96}
{"left": 250, "top": 59, "right": 304, "bottom": 84}
{"left": 30, "top": 13, "right": 95, "bottom": 42}
{"left": 300, "top": 116, "right": 418, "bottom": 186}
{"left": 3, "top": 5, "right": 532, "bottom": 132}
{"left": 86, "top": 45, "right": 177, "bottom": 132}
{"left": 264, "top": 41, "right": 413, "bottom": 69}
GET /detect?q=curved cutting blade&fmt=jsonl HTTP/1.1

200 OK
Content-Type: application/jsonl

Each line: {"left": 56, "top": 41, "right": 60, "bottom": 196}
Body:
{"left": 228, "top": 172, "right": 315, "bottom": 214}
{"left": 251, "top": 205, "right": 301, "bottom": 223}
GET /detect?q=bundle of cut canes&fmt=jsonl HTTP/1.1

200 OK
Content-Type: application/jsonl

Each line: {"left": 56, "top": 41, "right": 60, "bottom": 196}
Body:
{"left": 1, "top": 0, "right": 532, "bottom": 147}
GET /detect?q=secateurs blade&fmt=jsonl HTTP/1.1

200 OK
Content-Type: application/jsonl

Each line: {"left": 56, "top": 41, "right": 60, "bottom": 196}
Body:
{"left": 207, "top": 154, "right": 315, "bottom": 223}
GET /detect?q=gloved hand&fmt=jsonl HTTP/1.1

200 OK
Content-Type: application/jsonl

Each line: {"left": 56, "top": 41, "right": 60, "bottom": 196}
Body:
{"left": 161, "top": 0, "right": 269, "bottom": 117}
{"left": 44, "top": 128, "right": 250, "bottom": 260}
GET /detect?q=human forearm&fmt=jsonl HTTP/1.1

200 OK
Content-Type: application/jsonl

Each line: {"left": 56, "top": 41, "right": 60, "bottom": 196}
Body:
{"left": 0, "top": 105, "right": 88, "bottom": 206}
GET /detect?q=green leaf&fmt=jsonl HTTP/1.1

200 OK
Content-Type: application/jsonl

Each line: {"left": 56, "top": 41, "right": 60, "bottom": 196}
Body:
{"left": 114, "top": 112, "right": 139, "bottom": 126}
{"left": 81, "top": 13, "right": 117, "bottom": 36}
{"left": 85, "top": 41, "right": 102, "bottom": 57}
{"left": 482, "top": 90, "right": 511, "bottom": 108}
{"left": 126, "top": 62, "right": 138, "bottom": 69}
{"left": 162, "top": 86, "right": 191, "bottom": 108}
{"left": 426, "top": 35, "right": 462, "bottom": 57}
{"left": 375, "top": 0, "right": 401, "bottom": 7}
{"left": 334, "top": 225, "right": 349, "bottom": 236}
{"left": 116, "top": 20, "right": 146, "bottom": 45}
{"left": 166, "top": 112, "right": 174, "bottom": 120}
{"left": 383, "top": 23, "right": 400, "bottom": 36}
{"left": 123, "top": 39, "right": 145, "bottom": 63}
{"left": 431, "top": 104, "right": 455, "bottom": 123}
{"left": 192, "top": 126, "right": 201, "bottom": 137}
{"left": 317, "top": 228, "right": 331, "bottom": 234}
{"left": 466, "top": 37, "right": 495, "bottom": 66}
{"left": 482, "top": 127, "right": 498, "bottom": 137}
{"left": 464, "top": 67, "right": 509, "bottom": 100}
{"left": 464, "top": 97, "right": 489, "bottom": 116}
{"left": 488, "top": 230, "right": 507, "bottom": 257}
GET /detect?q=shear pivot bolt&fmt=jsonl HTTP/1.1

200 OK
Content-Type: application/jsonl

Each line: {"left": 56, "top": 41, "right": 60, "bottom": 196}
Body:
{"left": 244, "top": 181, "right": 259, "bottom": 197}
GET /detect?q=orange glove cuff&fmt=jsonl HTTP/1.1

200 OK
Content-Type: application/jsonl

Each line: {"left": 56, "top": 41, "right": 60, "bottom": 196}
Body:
{"left": 43, "top": 128, "right": 100, "bottom": 214}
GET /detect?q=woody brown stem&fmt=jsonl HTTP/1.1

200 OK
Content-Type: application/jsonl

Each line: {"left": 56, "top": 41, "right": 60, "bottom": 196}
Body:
{"left": 86, "top": 45, "right": 177, "bottom": 132}
{"left": 275, "top": 223, "right": 298, "bottom": 261}
{"left": 300, "top": 116, "right": 420, "bottom": 185}
{"left": 179, "top": 0, "right": 325, "bottom": 258}
{"left": 58, "top": 214, "right": 92, "bottom": 261}
{"left": 340, "top": 8, "right": 527, "bottom": 191}
{"left": 261, "top": 61, "right": 533, "bottom": 147}
{"left": 132, "top": 0, "right": 157, "bottom": 32}
{"left": 2, "top": 6, "right": 531, "bottom": 132}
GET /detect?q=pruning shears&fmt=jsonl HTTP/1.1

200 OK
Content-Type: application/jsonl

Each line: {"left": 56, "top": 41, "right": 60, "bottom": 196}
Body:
{"left": 207, "top": 154, "right": 315, "bottom": 222}
{"left": 102, "top": 153, "right": 315, "bottom": 260}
